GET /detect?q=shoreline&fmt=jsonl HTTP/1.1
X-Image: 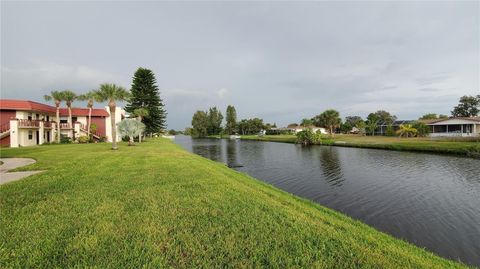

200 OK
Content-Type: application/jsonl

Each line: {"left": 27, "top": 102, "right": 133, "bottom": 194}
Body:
{"left": 208, "top": 135, "right": 480, "bottom": 158}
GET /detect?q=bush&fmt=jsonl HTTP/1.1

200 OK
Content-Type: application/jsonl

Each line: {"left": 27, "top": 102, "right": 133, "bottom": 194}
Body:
{"left": 78, "top": 136, "right": 89, "bottom": 144}
{"left": 412, "top": 121, "right": 430, "bottom": 137}
{"left": 98, "top": 136, "right": 107, "bottom": 143}
{"left": 60, "top": 135, "right": 71, "bottom": 144}
{"left": 296, "top": 129, "right": 322, "bottom": 145}
{"left": 386, "top": 125, "right": 395, "bottom": 136}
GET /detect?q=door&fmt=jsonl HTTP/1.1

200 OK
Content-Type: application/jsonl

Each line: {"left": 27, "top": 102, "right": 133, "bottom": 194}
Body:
{"left": 36, "top": 131, "right": 40, "bottom": 145}
{"left": 47, "top": 131, "right": 50, "bottom": 142}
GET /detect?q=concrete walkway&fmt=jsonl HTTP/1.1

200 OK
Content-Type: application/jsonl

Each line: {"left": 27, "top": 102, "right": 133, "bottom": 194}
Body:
{"left": 0, "top": 158, "right": 42, "bottom": 185}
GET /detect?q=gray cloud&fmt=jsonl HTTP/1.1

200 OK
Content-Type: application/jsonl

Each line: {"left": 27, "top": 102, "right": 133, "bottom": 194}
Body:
{"left": 1, "top": 1, "right": 479, "bottom": 129}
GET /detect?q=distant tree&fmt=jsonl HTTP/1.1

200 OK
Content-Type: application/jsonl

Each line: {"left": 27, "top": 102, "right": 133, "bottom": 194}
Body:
{"left": 396, "top": 124, "right": 418, "bottom": 138}
{"left": 296, "top": 128, "right": 322, "bottom": 146}
{"left": 340, "top": 122, "right": 352, "bottom": 134}
{"left": 366, "top": 113, "right": 380, "bottom": 136}
{"left": 386, "top": 124, "right": 395, "bottom": 136}
{"left": 93, "top": 83, "right": 131, "bottom": 150}
{"left": 125, "top": 68, "right": 167, "bottom": 135}
{"left": 44, "top": 91, "right": 64, "bottom": 143}
{"left": 225, "top": 105, "right": 237, "bottom": 135}
{"left": 412, "top": 121, "right": 430, "bottom": 137}
{"left": 355, "top": 121, "right": 366, "bottom": 136}
{"left": 237, "top": 118, "right": 264, "bottom": 135}
{"left": 419, "top": 113, "right": 439, "bottom": 120}
{"left": 168, "top": 129, "right": 177, "bottom": 135}
{"left": 207, "top": 107, "right": 223, "bottom": 135}
{"left": 300, "top": 118, "right": 313, "bottom": 127}
{"left": 451, "top": 95, "right": 480, "bottom": 117}
{"left": 312, "top": 109, "right": 341, "bottom": 137}
{"left": 117, "top": 119, "right": 145, "bottom": 146}
{"left": 439, "top": 114, "right": 449, "bottom": 119}
{"left": 371, "top": 110, "right": 397, "bottom": 125}
{"left": 191, "top": 111, "right": 208, "bottom": 137}
{"left": 345, "top": 116, "right": 363, "bottom": 126}
{"left": 184, "top": 127, "right": 193, "bottom": 136}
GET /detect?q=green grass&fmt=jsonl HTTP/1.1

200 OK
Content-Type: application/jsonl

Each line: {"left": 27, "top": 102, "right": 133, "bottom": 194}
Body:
{"left": 0, "top": 139, "right": 470, "bottom": 268}
{"left": 240, "top": 134, "right": 480, "bottom": 157}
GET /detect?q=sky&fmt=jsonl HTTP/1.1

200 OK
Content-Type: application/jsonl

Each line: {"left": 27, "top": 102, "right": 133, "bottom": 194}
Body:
{"left": 1, "top": 1, "right": 479, "bottom": 129}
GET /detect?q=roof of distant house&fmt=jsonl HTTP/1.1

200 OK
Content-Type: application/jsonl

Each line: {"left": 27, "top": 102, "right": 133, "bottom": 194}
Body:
{"left": 419, "top": 116, "right": 480, "bottom": 124}
{"left": 0, "top": 99, "right": 109, "bottom": 117}
{"left": 0, "top": 99, "right": 56, "bottom": 114}
{"left": 59, "top": 108, "right": 109, "bottom": 117}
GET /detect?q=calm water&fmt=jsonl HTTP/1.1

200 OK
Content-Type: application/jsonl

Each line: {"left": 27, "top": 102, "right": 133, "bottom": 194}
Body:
{"left": 175, "top": 135, "right": 480, "bottom": 266}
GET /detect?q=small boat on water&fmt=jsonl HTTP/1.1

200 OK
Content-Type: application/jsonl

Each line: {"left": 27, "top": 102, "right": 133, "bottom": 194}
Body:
{"left": 229, "top": 135, "right": 241, "bottom": 140}
{"left": 161, "top": 135, "right": 175, "bottom": 139}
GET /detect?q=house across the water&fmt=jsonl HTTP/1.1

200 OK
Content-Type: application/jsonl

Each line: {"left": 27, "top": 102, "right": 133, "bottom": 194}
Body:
{"left": 374, "top": 117, "right": 480, "bottom": 137}
{"left": 421, "top": 117, "right": 480, "bottom": 137}
{"left": 0, "top": 99, "right": 124, "bottom": 147}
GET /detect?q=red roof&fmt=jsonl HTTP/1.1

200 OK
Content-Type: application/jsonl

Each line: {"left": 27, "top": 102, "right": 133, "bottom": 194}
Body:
{"left": 0, "top": 99, "right": 109, "bottom": 117}
{"left": 0, "top": 99, "right": 56, "bottom": 114}
{"left": 59, "top": 108, "right": 109, "bottom": 117}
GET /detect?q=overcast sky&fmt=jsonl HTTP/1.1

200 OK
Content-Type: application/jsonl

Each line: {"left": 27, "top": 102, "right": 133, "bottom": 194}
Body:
{"left": 1, "top": 1, "right": 479, "bottom": 129}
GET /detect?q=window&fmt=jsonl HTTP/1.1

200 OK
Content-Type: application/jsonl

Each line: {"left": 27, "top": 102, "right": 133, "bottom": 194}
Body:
{"left": 28, "top": 113, "right": 32, "bottom": 120}
{"left": 28, "top": 131, "right": 33, "bottom": 140}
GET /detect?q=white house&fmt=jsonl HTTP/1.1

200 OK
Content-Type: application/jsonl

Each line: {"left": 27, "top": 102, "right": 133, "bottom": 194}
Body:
{"left": 1, "top": 99, "right": 124, "bottom": 147}
{"left": 423, "top": 117, "right": 480, "bottom": 137}
{"left": 290, "top": 125, "right": 328, "bottom": 134}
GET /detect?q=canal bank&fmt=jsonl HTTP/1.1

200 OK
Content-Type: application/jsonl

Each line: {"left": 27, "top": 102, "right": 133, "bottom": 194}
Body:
{"left": 177, "top": 135, "right": 480, "bottom": 267}
{"left": 0, "top": 138, "right": 470, "bottom": 268}
{"left": 236, "top": 134, "right": 480, "bottom": 158}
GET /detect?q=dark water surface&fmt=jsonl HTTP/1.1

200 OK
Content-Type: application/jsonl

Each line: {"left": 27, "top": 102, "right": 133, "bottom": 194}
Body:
{"left": 174, "top": 135, "right": 480, "bottom": 267}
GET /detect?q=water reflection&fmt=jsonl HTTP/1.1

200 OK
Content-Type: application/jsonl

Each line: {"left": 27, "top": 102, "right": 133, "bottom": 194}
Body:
{"left": 319, "top": 147, "right": 345, "bottom": 187}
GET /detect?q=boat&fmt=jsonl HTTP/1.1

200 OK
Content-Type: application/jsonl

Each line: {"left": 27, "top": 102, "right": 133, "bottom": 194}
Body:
{"left": 229, "top": 135, "right": 241, "bottom": 140}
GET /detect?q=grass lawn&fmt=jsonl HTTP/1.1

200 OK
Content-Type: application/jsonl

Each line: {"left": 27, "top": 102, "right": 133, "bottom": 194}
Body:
{"left": 0, "top": 139, "right": 470, "bottom": 268}
{"left": 240, "top": 134, "right": 480, "bottom": 157}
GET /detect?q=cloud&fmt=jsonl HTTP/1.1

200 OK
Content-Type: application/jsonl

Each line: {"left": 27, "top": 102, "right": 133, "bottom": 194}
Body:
{"left": 217, "top": 88, "right": 228, "bottom": 98}
{"left": 1, "top": 60, "right": 126, "bottom": 99}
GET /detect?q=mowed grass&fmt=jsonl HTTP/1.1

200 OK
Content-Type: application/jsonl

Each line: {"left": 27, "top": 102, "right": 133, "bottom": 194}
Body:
{"left": 241, "top": 134, "right": 480, "bottom": 157}
{"left": 0, "top": 139, "right": 469, "bottom": 268}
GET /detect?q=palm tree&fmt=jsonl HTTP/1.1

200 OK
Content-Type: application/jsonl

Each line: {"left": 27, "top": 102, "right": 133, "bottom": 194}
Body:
{"left": 61, "top": 90, "right": 77, "bottom": 138}
{"left": 77, "top": 92, "right": 95, "bottom": 138}
{"left": 44, "top": 91, "right": 64, "bottom": 143}
{"left": 396, "top": 124, "right": 418, "bottom": 138}
{"left": 93, "top": 83, "right": 130, "bottom": 150}
{"left": 133, "top": 108, "right": 149, "bottom": 143}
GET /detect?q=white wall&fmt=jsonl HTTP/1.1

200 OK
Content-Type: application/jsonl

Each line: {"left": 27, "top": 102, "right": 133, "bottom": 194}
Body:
{"left": 18, "top": 129, "right": 37, "bottom": 146}
{"left": 104, "top": 106, "right": 123, "bottom": 142}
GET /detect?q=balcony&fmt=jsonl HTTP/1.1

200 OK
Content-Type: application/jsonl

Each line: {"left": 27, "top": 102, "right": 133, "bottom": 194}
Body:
{"left": 44, "top": 121, "right": 53, "bottom": 128}
{"left": 60, "top": 123, "right": 72, "bottom": 129}
{"left": 18, "top": 119, "right": 40, "bottom": 128}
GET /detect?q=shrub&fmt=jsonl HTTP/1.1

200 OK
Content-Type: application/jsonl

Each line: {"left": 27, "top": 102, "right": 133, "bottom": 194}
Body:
{"left": 296, "top": 128, "right": 322, "bottom": 145}
{"left": 412, "top": 121, "right": 430, "bottom": 137}
{"left": 78, "top": 136, "right": 89, "bottom": 144}
{"left": 60, "top": 135, "right": 71, "bottom": 144}
{"left": 386, "top": 125, "right": 395, "bottom": 136}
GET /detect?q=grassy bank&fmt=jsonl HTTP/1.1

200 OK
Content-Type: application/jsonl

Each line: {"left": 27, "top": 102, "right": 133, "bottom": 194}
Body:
{"left": 0, "top": 139, "right": 469, "bottom": 268}
{"left": 240, "top": 134, "right": 480, "bottom": 157}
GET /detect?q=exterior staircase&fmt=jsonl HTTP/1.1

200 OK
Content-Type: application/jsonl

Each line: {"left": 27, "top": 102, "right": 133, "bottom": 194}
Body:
{"left": 0, "top": 123, "right": 10, "bottom": 140}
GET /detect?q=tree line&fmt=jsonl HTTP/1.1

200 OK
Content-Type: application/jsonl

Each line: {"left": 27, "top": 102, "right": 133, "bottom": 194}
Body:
{"left": 189, "top": 105, "right": 277, "bottom": 137}
{"left": 293, "top": 94, "right": 479, "bottom": 139}
{"left": 43, "top": 67, "right": 167, "bottom": 149}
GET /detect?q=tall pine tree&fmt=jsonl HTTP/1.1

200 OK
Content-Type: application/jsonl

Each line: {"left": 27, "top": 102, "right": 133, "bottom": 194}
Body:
{"left": 126, "top": 68, "right": 167, "bottom": 135}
